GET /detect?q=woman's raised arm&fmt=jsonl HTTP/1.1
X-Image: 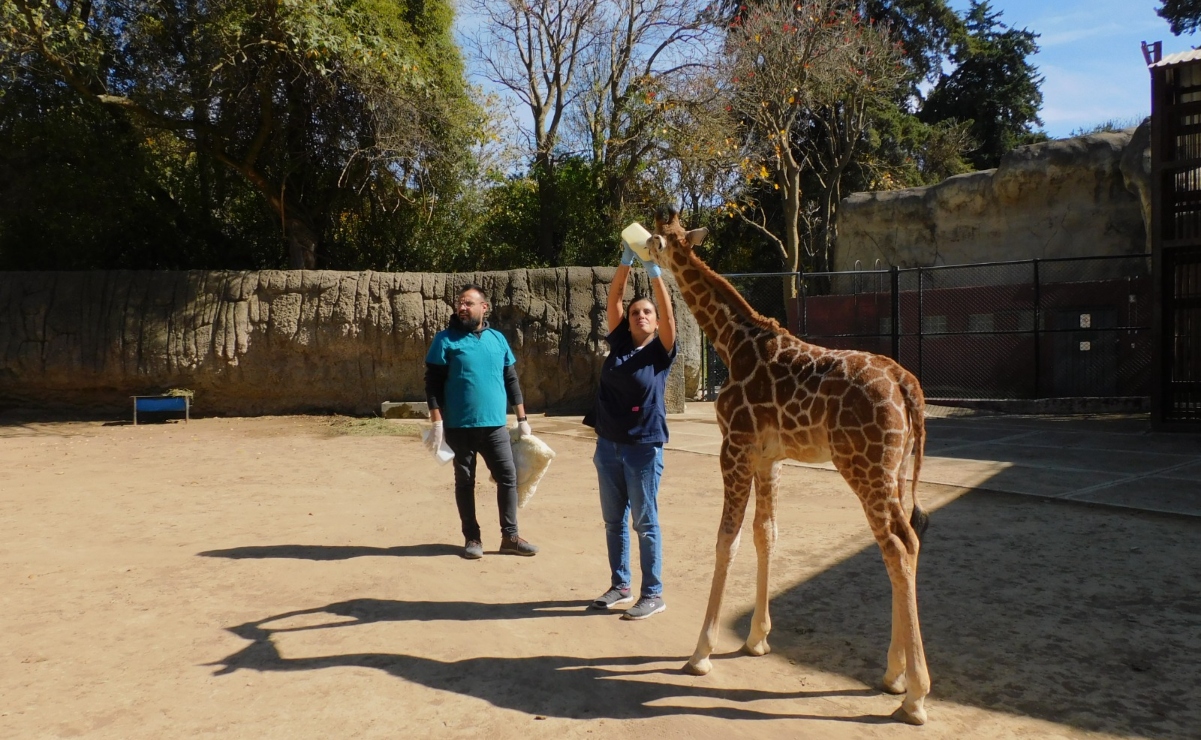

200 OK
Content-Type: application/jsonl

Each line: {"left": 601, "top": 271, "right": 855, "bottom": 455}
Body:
{"left": 650, "top": 275, "right": 676, "bottom": 353}
{"left": 608, "top": 246, "right": 637, "bottom": 332}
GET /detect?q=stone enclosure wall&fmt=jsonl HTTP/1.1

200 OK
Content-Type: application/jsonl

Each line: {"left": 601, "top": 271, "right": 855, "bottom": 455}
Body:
{"left": 836, "top": 122, "right": 1152, "bottom": 271}
{"left": 0, "top": 269, "right": 701, "bottom": 416}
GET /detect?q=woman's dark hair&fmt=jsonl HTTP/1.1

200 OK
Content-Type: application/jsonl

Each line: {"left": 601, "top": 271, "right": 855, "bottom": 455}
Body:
{"left": 625, "top": 294, "right": 658, "bottom": 330}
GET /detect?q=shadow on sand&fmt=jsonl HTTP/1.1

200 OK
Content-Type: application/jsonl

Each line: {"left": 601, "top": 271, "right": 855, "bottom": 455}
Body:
{"left": 210, "top": 598, "right": 888, "bottom": 723}
{"left": 728, "top": 490, "right": 1201, "bottom": 739}
{"left": 199, "top": 544, "right": 464, "bottom": 560}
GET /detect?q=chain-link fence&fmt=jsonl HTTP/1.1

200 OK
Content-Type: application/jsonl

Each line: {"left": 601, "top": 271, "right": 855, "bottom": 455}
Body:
{"left": 700, "top": 255, "right": 1152, "bottom": 401}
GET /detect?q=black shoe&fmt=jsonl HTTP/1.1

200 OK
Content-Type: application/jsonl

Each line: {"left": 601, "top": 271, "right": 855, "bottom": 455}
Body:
{"left": 498, "top": 535, "right": 538, "bottom": 556}
{"left": 590, "top": 587, "right": 634, "bottom": 610}
{"left": 463, "top": 539, "right": 484, "bottom": 559}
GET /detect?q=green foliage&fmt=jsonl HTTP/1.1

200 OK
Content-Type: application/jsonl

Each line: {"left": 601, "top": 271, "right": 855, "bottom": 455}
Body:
{"left": 0, "top": 0, "right": 1055, "bottom": 276}
{"left": 0, "top": 0, "right": 481, "bottom": 270}
{"left": 861, "top": 0, "right": 965, "bottom": 86}
{"left": 1157, "top": 0, "right": 1201, "bottom": 35}
{"left": 856, "top": 108, "right": 975, "bottom": 189}
{"left": 919, "top": 0, "right": 1046, "bottom": 170}
{"left": 554, "top": 157, "right": 617, "bottom": 267}
{"left": 449, "top": 156, "right": 621, "bottom": 272}
{"left": 455, "top": 174, "right": 541, "bottom": 272}
{"left": 0, "top": 77, "right": 282, "bottom": 269}
{"left": 1069, "top": 117, "right": 1148, "bottom": 137}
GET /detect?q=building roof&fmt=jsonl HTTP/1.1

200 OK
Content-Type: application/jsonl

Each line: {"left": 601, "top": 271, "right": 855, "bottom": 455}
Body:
{"left": 1151, "top": 48, "right": 1201, "bottom": 67}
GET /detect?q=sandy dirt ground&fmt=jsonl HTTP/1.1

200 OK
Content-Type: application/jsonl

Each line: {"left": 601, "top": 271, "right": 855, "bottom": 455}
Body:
{"left": 1, "top": 414, "right": 1198, "bottom": 740}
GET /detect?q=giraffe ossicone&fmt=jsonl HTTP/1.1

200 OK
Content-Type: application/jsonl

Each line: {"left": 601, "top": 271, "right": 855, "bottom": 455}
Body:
{"left": 649, "top": 209, "right": 932, "bottom": 726}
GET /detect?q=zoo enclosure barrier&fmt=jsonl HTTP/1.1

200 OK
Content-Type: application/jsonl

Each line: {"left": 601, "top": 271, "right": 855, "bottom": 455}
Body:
{"left": 699, "top": 255, "right": 1153, "bottom": 402}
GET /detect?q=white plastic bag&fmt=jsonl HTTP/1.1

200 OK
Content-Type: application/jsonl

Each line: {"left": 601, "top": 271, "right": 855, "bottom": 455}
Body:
{"left": 489, "top": 426, "right": 557, "bottom": 508}
{"left": 421, "top": 426, "right": 455, "bottom": 465}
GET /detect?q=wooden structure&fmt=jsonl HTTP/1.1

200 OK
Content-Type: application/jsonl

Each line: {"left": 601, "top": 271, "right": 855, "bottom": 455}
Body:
{"left": 1147, "top": 42, "right": 1201, "bottom": 429}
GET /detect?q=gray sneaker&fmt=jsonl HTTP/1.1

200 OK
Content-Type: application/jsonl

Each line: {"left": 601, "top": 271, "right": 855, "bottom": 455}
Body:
{"left": 621, "top": 595, "right": 666, "bottom": 620}
{"left": 498, "top": 535, "right": 538, "bottom": 556}
{"left": 590, "top": 587, "right": 634, "bottom": 610}
{"left": 463, "top": 539, "right": 484, "bottom": 559}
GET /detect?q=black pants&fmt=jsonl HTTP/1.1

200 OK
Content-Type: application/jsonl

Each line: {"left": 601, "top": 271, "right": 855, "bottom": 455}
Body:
{"left": 444, "top": 425, "right": 518, "bottom": 541}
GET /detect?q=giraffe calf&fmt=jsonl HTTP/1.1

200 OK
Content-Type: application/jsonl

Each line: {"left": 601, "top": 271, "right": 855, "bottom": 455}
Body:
{"left": 649, "top": 209, "right": 931, "bottom": 725}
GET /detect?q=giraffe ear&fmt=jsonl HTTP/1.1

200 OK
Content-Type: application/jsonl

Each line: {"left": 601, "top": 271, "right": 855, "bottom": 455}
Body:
{"left": 685, "top": 228, "right": 708, "bottom": 246}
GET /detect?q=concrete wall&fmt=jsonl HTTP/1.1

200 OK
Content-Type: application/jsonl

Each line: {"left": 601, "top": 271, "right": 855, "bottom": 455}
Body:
{"left": 836, "top": 122, "right": 1152, "bottom": 272}
{"left": 0, "top": 268, "right": 701, "bottom": 416}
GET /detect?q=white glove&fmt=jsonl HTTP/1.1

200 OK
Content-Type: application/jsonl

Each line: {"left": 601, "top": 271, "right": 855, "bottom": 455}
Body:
{"left": 424, "top": 420, "right": 444, "bottom": 457}
{"left": 517, "top": 419, "right": 532, "bottom": 438}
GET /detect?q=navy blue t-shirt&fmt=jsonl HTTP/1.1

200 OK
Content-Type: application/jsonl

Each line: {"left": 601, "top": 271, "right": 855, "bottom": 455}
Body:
{"left": 587, "top": 320, "right": 677, "bottom": 445}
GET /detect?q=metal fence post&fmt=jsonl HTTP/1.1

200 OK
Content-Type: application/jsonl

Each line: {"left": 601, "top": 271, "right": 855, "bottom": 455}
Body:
{"left": 1033, "top": 258, "right": 1041, "bottom": 398}
{"left": 917, "top": 267, "right": 924, "bottom": 382}
{"left": 800, "top": 271, "right": 808, "bottom": 336}
{"left": 890, "top": 266, "right": 900, "bottom": 361}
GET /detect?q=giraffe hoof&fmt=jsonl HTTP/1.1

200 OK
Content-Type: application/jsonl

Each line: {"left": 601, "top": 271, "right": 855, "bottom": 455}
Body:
{"left": 881, "top": 674, "right": 906, "bottom": 694}
{"left": 891, "top": 703, "right": 927, "bottom": 726}
{"left": 743, "top": 639, "right": 770, "bottom": 656}
{"left": 683, "top": 658, "right": 712, "bottom": 676}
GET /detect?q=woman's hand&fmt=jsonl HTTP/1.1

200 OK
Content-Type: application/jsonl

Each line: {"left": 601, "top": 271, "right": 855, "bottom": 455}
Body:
{"left": 620, "top": 244, "right": 638, "bottom": 266}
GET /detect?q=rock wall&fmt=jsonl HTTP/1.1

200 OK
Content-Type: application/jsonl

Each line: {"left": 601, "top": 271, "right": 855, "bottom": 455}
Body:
{"left": 836, "top": 122, "right": 1152, "bottom": 272}
{"left": 0, "top": 269, "right": 701, "bottom": 416}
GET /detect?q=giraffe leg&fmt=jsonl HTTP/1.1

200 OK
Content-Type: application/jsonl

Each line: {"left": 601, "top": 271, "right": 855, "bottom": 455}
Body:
{"left": 877, "top": 512, "right": 930, "bottom": 725}
{"left": 840, "top": 443, "right": 930, "bottom": 725}
{"left": 744, "top": 460, "right": 780, "bottom": 657}
{"left": 882, "top": 568, "right": 908, "bottom": 694}
{"left": 883, "top": 455, "right": 914, "bottom": 694}
{"left": 684, "top": 443, "right": 752, "bottom": 676}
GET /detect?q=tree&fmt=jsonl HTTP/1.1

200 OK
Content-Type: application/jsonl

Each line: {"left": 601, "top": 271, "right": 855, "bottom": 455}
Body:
{"left": 1158, "top": 0, "right": 1201, "bottom": 35}
{"left": 860, "top": 0, "right": 963, "bottom": 87}
{"left": 569, "top": 0, "right": 717, "bottom": 236}
{"left": 919, "top": 0, "right": 1045, "bottom": 170}
{"left": 465, "top": 0, "right": 602, "bottom": 266}
{"left": 0, "top": 71, "right": 257, "bottom": 269}
{"left": 717, "top": 0, "right": 905, "bottom": 283}
{"left": 1, "top": 0, "right": 478, "bottom": 268}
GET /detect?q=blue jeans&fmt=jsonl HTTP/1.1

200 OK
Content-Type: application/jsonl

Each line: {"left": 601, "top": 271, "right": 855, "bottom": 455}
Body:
{"left": 593, "top": 437, "right": 664, "bottom": 598}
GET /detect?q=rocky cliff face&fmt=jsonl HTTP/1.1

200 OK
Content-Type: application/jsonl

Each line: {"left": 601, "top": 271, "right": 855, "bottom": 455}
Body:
{"left": 0, "top": 268, "right": 701, "bottom": 416}
{"left": 836, "top": 122, "right": 1151, "bottom": 271}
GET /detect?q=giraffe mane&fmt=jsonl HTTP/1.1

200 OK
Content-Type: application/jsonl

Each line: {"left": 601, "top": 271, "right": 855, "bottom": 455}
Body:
{"left": 681, "top": 245, "right": 785, "bottom": 335}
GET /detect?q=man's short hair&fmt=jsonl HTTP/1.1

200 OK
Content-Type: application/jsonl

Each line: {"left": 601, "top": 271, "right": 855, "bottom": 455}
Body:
{"left": 458, "top": 283, "right": 490, "bottom": 305}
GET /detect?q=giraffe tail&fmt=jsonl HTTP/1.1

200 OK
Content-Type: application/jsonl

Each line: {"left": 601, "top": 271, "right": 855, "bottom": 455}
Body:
{"left": 901, "top": 374, "right": 929, "bottom": 542}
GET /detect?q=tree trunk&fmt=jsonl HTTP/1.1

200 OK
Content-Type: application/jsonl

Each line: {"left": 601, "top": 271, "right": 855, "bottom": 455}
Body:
{"left": 285, "top": 214, "right": 318, "bottom": 269}
{"left": 533, "top": 154, "right": 560, "bottom": 265}
{"left": 781, "top": 164, "right": 802, "bottom": 301}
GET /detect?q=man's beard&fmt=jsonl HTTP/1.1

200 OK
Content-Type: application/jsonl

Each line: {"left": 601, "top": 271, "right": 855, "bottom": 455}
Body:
{"left": 450, "top": 312, "right": 483, "bottom": 333}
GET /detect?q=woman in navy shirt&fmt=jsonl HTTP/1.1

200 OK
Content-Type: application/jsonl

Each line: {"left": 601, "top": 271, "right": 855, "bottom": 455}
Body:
{"left": 584, "top": 244, "right": 676, "bottom": 620}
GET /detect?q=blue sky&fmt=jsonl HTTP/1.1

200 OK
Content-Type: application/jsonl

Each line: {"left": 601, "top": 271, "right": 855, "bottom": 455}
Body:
{"left": 456, "top": 1, "right": 1192, "bottom": 141}
{"left": 962, "top": 0, "right": 1188, "bottom": 137}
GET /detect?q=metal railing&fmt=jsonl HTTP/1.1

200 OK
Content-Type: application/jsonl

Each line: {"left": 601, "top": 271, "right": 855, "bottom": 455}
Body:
{"left": 700, "top": 255, "right": 1152, "bottom": 401}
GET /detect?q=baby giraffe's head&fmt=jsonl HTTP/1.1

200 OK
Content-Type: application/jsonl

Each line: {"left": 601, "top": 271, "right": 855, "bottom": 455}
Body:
{"left": 646, "top": 205, "right": 708, "bottom": 268}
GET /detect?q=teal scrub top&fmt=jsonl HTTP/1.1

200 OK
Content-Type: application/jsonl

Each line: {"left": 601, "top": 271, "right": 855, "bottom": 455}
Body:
{"left": 425, "top": 327, "right": 516, "bottom": 428}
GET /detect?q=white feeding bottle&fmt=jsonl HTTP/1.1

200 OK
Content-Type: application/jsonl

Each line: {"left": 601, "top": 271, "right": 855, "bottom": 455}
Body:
{"left": 621, "top": 222, "right": 654, "bottom": 262}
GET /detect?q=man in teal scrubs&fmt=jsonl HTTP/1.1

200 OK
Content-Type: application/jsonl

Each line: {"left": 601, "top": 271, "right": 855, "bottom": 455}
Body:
{"left": 424, "top": 284, "right": 538, "bottom": 559}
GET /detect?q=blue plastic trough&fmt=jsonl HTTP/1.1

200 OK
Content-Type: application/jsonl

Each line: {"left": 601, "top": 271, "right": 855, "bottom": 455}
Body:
{"left": 131, "top": 395, "right": 190, "bottom": 425}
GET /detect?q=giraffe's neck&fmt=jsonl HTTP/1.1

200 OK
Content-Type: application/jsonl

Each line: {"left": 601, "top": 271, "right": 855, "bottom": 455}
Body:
{"left": 667, "top": 251, "right": 771, "bottom": 367}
